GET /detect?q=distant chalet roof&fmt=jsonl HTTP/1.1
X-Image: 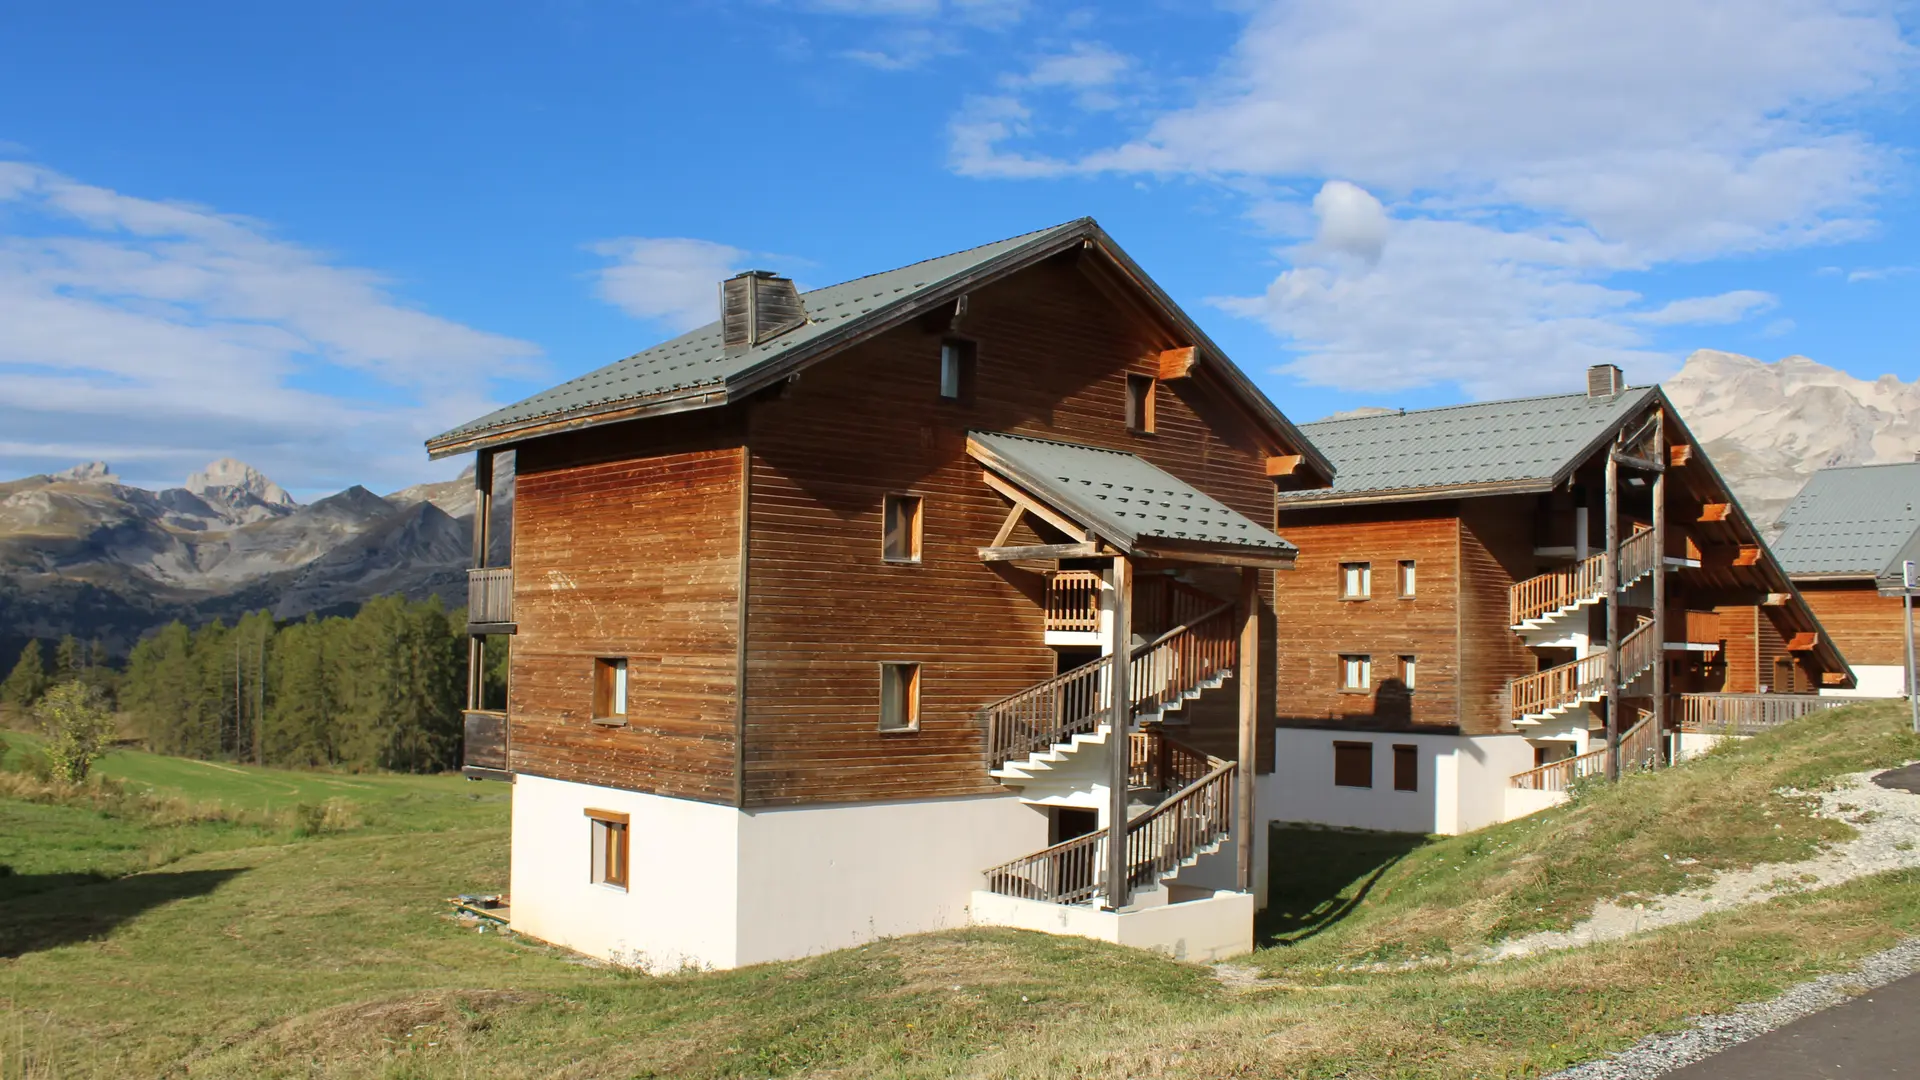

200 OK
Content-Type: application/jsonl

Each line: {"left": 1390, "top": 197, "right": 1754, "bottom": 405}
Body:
{"left": 968, "top": 431, "right": 1295, "bottom": 559}
{"left": 426, "top": 219, "right": 1332, "bottom": 484}
{"left": 1771, "top": 462, "right": 1920, "bottom": 580}
{"left": 1275, "top": 387, "right": 1662, "bottom": 507}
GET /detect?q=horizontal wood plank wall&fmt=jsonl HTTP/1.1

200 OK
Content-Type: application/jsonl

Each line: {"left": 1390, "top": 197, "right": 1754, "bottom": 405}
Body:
{"left": 742, "top": 255, "right": 1280, "bottom": 806}
{"left": 1710, "top": 605, "right": 1760, "bottom": 693}
{"left": 1457, "top": 495, "right": 1541, "bottom": 736}
{"left": 1268, "top": 504, "right": 1460, "bottom": 732}
{"left": 509, "top": 441, "right": 743, "bottom": 802}
{"left": 1798, "top": 581, "right": 1905, "bottom": 667}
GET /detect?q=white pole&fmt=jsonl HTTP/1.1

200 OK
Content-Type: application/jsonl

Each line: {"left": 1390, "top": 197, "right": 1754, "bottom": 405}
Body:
{"left": 1905, "top": 560, "right": 1918, "bottom": 735}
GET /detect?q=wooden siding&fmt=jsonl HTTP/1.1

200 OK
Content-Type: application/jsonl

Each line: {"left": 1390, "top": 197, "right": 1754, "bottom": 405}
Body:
{"left": 740, "top": 254, "right": 1279, "bottom": 806}
{"left": 1799, "top": 580, "right": 1905, "bottom": 667}
{"left": 1457, "top": 495, "right": 1540, "bottom": 735}
{"left": 1268, "top": 505, "right": 1461, "bottom": 732}
{"left": 508, "top": 442, "right": 743, "bottom": 802}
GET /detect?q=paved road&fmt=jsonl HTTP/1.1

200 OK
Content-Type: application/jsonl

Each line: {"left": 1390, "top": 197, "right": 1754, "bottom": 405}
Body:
{"left": 1664, "top": 971, "right": 1920, "bottom": 1078}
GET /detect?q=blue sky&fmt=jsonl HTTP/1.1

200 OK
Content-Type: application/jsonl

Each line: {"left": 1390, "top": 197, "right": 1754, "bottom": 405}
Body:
{"left": 2, "top": 1, "right": 1916, "bottom": 499}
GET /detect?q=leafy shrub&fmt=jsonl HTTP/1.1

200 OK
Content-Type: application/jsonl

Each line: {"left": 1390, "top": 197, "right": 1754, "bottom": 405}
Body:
{"left": 33, "top": 681, "right": 117, "bottom": 783}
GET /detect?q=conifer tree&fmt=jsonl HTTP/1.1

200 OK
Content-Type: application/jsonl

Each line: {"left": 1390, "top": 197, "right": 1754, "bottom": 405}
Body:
{"left": 53, "top": 634, "right": 82, "bottom": 680}
{"left": 2, "top": 639, "right": 50, "bottom": 711}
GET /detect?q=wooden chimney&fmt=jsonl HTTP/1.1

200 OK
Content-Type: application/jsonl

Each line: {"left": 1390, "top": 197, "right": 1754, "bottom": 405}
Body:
{"left": 722, "top": 270, "right": 806, "bottom": 348}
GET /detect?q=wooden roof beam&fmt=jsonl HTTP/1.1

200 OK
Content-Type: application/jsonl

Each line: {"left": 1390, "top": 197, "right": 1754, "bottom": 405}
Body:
{"left": 1697, "top": 503, "right": 1732, "bottom": 523}
{"left": 1265, "top": 454, "right": 1305, "bottom": 478}
{"left": 980, "top": 542, "right": 1103, "bottom": 562}
{"left": 1669, "top": 443, "right": 1693, "bottom": 467}
{"left": 1733, "top": 544, "right": 1762, "bottom": 567}
{"left": 980, "top": 470, "right": 1091, "bottom": 543}
{"left": 1158, "top": 346, "right": 1199, "bottom": 381}
{"left": 1787, "top": 631, "right": 1820, "bottom": 652}
{"left": 1763, "top": 592, "right": 1791, "bottom": 606}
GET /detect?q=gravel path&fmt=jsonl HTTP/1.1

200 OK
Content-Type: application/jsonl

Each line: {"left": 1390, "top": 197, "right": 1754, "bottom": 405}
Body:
{"left": 1545, "top": 937, "right": 1920, "bottom": 1079}
{"left": 1488, "top": 767, "right": 1920, "bottom": 961}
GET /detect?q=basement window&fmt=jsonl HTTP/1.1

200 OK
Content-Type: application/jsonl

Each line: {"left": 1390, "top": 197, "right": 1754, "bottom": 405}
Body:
{"left": 586, "top": 809, "right": 630, "bottom": 890}
{"left": 1333, "top": 741, "right": 1373, "bottom": 789}
{"left": 593, "top": 658, "right": 628, "bottom": 724}
{"left": 1393, "top": 745, "right": 1418, "bottom": 792}
{"left": 1398, "top": 560, "right": 1417, "bottom": 597}
{"left": 1340, "top": 654, "right": 1372, "bottom": 692}
{"left": 879, "top": 662, "right": 921, "bottom": 732}
{"left": 883, "top": 493, "right": 923, "bottom": 563}
{"left": 1126, "top": 374, "right": 1157, "bottom": 433}
{"left": 1340, "top": 562, "right": 1371, "bottom": 599}
{"left": 939, "top": 339, "right": 975, "bottom": 402}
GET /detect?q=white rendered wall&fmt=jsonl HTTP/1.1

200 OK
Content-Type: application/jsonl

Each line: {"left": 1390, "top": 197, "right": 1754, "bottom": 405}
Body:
{"left": 510, "top": 773, "right": 742, "bottom": 970}
{"left": 1824, "top": 665, "right": 1907, "bottom": 698}
{"left": 733, "top": 794, "right": 1047, "bottom": 967}
{"left": 969, "top": 889, "right": 1254, "bottom": 961}
{"left": 1264, "top": 729, "right": 1540, "bottom": 836}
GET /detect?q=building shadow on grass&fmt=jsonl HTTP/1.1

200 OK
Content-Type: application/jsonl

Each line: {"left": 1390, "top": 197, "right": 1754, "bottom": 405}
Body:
{"left": 1256, "top": 825, "right": 1431, "bottom": 948}
{"left": 0, "top": 867, "right": 244, "bottom": 958}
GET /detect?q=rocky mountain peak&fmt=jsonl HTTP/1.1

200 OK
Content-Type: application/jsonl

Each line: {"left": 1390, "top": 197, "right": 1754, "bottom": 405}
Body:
{"left": 51, "top": 461, "right": 121, "bottom": 484}
{"left": 185, "top": 458, "right": 298, "bottom": 508}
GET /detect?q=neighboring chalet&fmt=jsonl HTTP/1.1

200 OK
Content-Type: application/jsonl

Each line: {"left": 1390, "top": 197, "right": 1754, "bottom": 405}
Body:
{"left": 1772, "top": 462, "right": 1920, "bottom": 698}
{"left": 426, "top": 219, "right": 1334, "bottom": 969}
{"left": 1263, "top": 367, "right": 1854, "bottom": 833}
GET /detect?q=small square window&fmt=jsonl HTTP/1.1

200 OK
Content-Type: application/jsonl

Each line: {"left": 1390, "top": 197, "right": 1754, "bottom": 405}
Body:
{"left": 1126, "top": 374, "right": 1156, "bottom": 433}
{"left": 1392, "top": 745, "right": 1418, "bottom": 792}
{"left": 879, "top": 662, "right": 921, "bottom": 732}
{"left": 1398, "top": 655, "right": 1417, "bottom": 690}
{"left": 593, "top": 658, "right": 628, "bottom": 723}
{"left": 1398, "top": 560, "right": 1416, "bottom": 597}
{"left": 883, "top": 494, "right": 923, "bottom": 563}
{"left": 1340, "top": 562, "right": 1371, "bottom": 599}
{"left": 939, "top": 339, "right": 975, "bottom": 401}
{"left": 1333, "top": 741, "right": 1373, "bottom": 788}
{"left": 1340, "top": 654, "right": 1372, "bottom": 692}
{"left": 586, "top": 809, "right": 630, "bottom": 889}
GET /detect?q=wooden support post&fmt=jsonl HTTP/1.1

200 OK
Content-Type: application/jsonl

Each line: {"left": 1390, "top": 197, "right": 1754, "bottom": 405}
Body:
{"left": 1651, "top": 411, "right": 1667, "bottom": 767}
{"left": 467, "top": 449, "right": 494, "bottom": 714}
{"left": 1235, "top": 566, "right": 1259, "bottom": 894}
{"left": 1605, "top": 447, "right": 1621, "bottom": 782}
{"left": 1105, "top": 556, "right": 1133, "bottom": 911}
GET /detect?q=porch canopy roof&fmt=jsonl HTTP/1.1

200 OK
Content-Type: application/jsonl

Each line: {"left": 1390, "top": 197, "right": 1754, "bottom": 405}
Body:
{"left": 966, "top": 430, "right": 1297, "bottom": 569}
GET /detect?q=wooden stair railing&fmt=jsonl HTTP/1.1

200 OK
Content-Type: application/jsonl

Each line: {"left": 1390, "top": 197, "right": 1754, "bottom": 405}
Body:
{"left": 1128, "top": 730, "right": 1222, "bottom": 792}
{"left": 982, "top": 757, "right": 1235, "bottom": 905}
{"left": 1507, "top": 621, "right": 1657, "bottom": 721}
{"left": 983, "top": 602, "right": 1237, "bottom": 771}
{"left": 1675, "top": 693, "right": 1848, "bottom": 735}
{"left": 1509, "top": 713, "right": 1659, "bottom": 792}
{"left": 1509, "top": 527, "right": 1657, "bottom": 626}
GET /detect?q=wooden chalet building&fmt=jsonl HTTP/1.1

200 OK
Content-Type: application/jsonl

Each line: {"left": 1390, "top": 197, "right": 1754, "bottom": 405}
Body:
{"left": 1771, "top": 462, "right": 1920, "bottom": 699}
{"left": 426, "top": 219, "right": 1334, "bottom": 969}
{"left": 1262, "top": 366, "right": 1854, "bottom": 833}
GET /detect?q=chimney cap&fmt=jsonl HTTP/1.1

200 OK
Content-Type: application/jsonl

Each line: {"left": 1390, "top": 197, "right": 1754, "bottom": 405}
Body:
{"left": 1587, "top": 363, "right": 1625, "bottom": 399}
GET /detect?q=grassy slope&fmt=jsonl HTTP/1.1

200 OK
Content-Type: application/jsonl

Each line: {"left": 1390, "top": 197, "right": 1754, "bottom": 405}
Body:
{"left": 1, "top": 702, "right": 1916, "bottom": 1079}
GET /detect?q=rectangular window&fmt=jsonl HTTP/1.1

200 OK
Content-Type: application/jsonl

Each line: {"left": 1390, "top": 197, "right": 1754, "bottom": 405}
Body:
{"left": 1398, "top": 560, "right": 1417, "bottom": 597}
{"left": 1340, "top": 562, "right": 1371, "bottom": 599}
{"left": 592, "top": 658, "right": 628, "bottom": 723}
{"left": 1333, "top": 741, "right": 1373, "bottom": 788}
{"left": 883, "top": 493, "right": 923, "bottom": 563}
{"left": 586, "top": 809, "right": 630, "bottom": 889}
{"left": 939, "top": 339, "right": 976, "bottom": 401}
{"left": 1393, "top": 745, "right": 1418, "bottom": 791}
{"left": 1126, "top": 374, "right": 1157, "bottom": 433}
{"left": 1340, "top": 654, "right": 1372, "bottom": 692}
{"left": 1398, "top": 655, "right": 1417, "bottom": 690}
{"left": 879, "top": 662, "right": 920, "bottom": 732}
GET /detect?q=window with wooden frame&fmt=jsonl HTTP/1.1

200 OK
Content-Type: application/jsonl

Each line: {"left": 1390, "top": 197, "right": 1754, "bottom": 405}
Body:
{"left": 879, "top": 662, "right": 921, "bottom": 732}
{"left": 1397, "top": 560, "right": 1417, "bottom": 597}
{"left": 1333, "top": 741, "right": 1373, "bottom": 788}
{"left": 882, "top": 493, "right": 923, "bottom": 563}
{"left": 1125, "top": 374, "right": 1157, "bottom": 433}
{"left": 592, "top": 657, "right": 628, "bottom": 724}
{"left": 1340, "top": 654, "right": 1371, "bottom": 692}
{"left": 1397, "top": 654, "right": 1417, "bottom": 690}
{"left": 1392, "top": 745, "right": 1418, "bottom": 791}
{"left": 1340, "top": 561, "right": 1371, "bottom": 599}
{"left": 938, "top": 338, "right": 975, "bottom": 402}
{"left": 586, "top": 809, "right": 629, "bottom": 889}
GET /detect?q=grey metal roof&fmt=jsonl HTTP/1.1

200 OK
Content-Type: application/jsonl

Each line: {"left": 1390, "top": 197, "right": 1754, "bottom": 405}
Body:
{"left": 1771, "top": 463, "right": 1920, "bottom": 578}
{"left": 431, "top": 221, "right": 1089, "bottom": 450}
{"left": 967, "top": 431, "right": 1294, "bottom": 553}
{"left": 1276, "top": 388, "right": 1660, "bottom": 504}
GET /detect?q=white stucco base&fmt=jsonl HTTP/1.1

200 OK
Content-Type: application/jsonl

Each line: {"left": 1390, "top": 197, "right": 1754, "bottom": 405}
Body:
{"left": 969, "top": 889, "right": 1255, "bottom": 961}
{"left": 1503, "top": 786, "right": 1568, "bottom": 820}
{"left": 1263, "top": 728, "right": 1540, "bottom": 835}
{"left": 1672, "top": 731, "right": 1734, "bottom": 763}
{"left": 509, "top": 774, "right": 1048, "bottom": 970}
{"left": 1824, "top": 665, "right": 1908, "bottom": 698}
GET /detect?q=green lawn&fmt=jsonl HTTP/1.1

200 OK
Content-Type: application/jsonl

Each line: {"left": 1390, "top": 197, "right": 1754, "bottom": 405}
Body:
{"left": 2, "top": 703, "right": 1917, "bottom": 1079}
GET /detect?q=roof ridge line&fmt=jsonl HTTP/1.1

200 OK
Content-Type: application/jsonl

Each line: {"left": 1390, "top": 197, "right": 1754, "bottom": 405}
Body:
{"left": 796, "top": 218, "right": 1088, "bottom": 299}
{"left": 1304, "top": 386, "right": 1654, "bottom": 427}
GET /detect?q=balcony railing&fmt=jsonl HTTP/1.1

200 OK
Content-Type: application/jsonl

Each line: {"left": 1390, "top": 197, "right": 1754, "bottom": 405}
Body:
{"left": 1044, "top": 570, "right": 1101, "bottom": 633}
{"left": 468, "top": 567, "right": 513, "bottom": 628}
{"left": 463, "top": 709, "right": 508, "bottom": 775}
{"left": 1674, "top": 693, "right": 1848, "bottom": 736}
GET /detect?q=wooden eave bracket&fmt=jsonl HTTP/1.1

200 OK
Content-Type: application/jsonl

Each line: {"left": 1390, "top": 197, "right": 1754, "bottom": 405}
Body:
{"left": 1733, "top": 544, "right": 1762, "bottom": 567}
{"left": 1787, "top": 632, "right": 1820, "bottom": 652}
{"left": 1669, "top": 443, "right": 1693, "bottom": 467}
{"left": 1158, "top": 346, "right": 1199, "bottom": 381}
{"left": 1265, "top": 454, "right": 1305, "bottom": 478}
{"left": 980, "top": 470, "right": 1092, "bottom": 543}
{"left": 1762, "top": 592, "right": 1791, "bottom": 606}
{"left": 1697, "top": 503, "right": 1732, "bottom": 523}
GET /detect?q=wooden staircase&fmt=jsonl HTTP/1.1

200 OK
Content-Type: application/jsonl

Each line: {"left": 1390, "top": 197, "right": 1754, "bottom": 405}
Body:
{"left": 1508, "top": 712, "right": 1660, "bottom": 792}
{"left": 1509, "top": 528, "right": 1658, "bottom": 632}
{"left": 1509, "top": 620, "right": 1659, "bottom": 724}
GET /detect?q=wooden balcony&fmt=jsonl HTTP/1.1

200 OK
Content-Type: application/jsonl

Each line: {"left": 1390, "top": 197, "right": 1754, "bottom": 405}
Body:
{"left": 463, "top": 709, "right": 509, "bottom": 778}
{"left": 1044, "top": 569, "right": 1101, "bottom": 634}
{"left": 1674, "top": 693, "right": 1847, "bottom": 736}
{"left": 467, "top": 567, "right": 514, "bottom": 632}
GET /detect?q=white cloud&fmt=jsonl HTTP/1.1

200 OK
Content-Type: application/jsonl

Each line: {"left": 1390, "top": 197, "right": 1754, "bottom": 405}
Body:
{"left": 1846, "top": 265, "right": 1915, "bottom": 282}
{"left": 950, "top": 0, "right": 1915, "bottom": 395}
{"left": 1631, "top": 290, "right": 1778, "bottom": 326}
{"left": 798, "top": 0, "right": 1027, "bottom": 68}
{"left": 589, "top": 237, "right": 752, "bottom": 331}
{"left": 0, "top": 161, "right": 541, "bottom": 494}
